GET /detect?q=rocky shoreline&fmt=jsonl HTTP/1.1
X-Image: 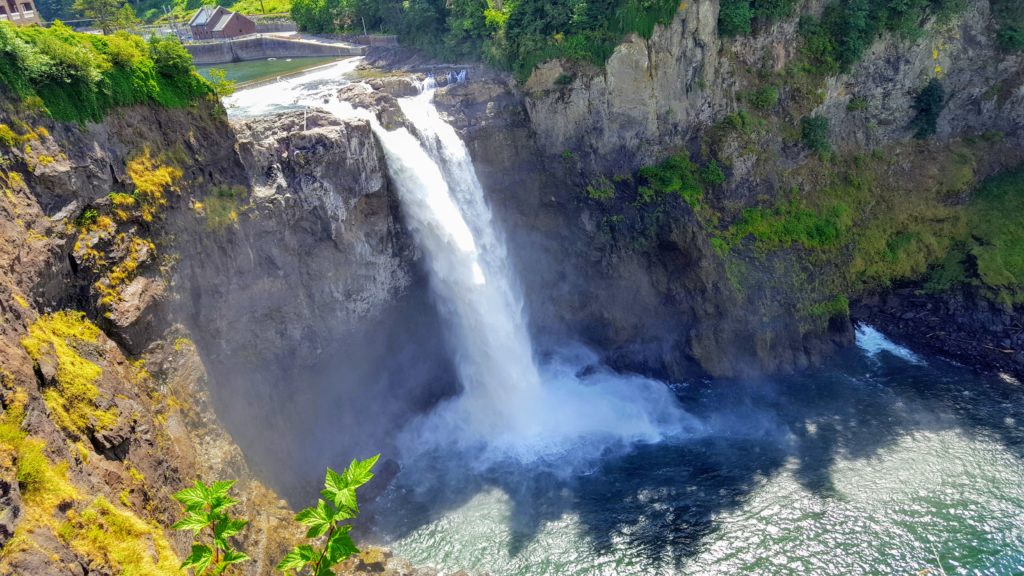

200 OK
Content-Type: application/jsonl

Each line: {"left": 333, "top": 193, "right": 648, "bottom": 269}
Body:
{"left": 854, "top": 288, "right": 1024, "bottom": 380}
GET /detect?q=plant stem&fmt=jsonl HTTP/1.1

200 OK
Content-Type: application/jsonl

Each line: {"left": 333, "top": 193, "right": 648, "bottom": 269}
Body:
{"left": 310, "top": 525, "right": 335, "bottom": 574}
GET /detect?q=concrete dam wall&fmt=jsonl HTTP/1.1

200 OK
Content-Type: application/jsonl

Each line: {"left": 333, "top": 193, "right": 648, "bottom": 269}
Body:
{"left": 187, "top": 35, "right": 366, "bottom": 65}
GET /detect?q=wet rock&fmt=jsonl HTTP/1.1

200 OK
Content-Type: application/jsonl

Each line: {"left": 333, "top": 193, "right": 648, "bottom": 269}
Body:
{"left": 367, "top": 76, "right": 419, "bottom": 98}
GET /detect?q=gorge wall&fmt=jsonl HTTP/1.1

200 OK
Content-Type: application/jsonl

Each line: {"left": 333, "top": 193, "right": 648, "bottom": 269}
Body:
{"left": 420, "top": 0, "right": 1024, "bottom": 379}
{"left": 2, "top": 0, "right": 1023, "bottom": 572}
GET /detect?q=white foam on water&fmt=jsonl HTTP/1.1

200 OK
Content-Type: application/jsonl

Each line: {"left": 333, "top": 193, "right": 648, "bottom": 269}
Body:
{"left": 223, "top": 57, "right": 363, "bottom": 118}
{"left": 855, "top": 324, "right": 924, "bottom": 365}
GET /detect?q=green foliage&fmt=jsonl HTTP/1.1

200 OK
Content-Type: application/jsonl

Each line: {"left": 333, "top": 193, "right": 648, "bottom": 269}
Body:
{"left": 74, "top": 207, "right": 99, "bottom": 229}
{"left": 800, "top": 115, "right": 831, "bottom": 155}
{"left": 0, "top": 23, "right": 212, "bottom": 123}
{"left": 909, "top": 78, "right": 945, "bottom": 139}
{"left": 846, "top": 95, "right": 869, "bottom": 112}
{"left": 720, "top": 0, "right": 764, "bottom": 36}
{"left": 796, "top": 0, "right": 969, "bottom": 76}
{"left": 726, "top": 197, "right": 851, "bottom": 250}
{"left": 992, "top": 0, "right": 1024, "bottom": 51}
{"left": 808, "top": 294, "right": 850, "bottom": 320}
{"left": 73, "top": 0, "right": 142, "bottom": 34}
{"left": 929, "top": 169, "right": 1024, "bottom": 304}
{"left": 700, "top": 158, "right": 726, "bottom": 187}
{"left": 585, "top": 177, "right": 615, "bottom": 201}
{"left": 745, "top": 85, "right": 779, "bottom": 110}
{"left": 202, "top": 186, "right": 246, "bottom": 230}
{"left": 172, "top": 480, "right": 251, "bottom": 575}
{"left": 277, "top": 455, "right": 380, "bottom": 576}
{"left": 207, "top": 68, "right": 236, "bottom": 97}
{"left": 719, "top": 0, "right": 798, "bottom": 37}
{"left": 291, "top": 0, "right": 684, "bottom": 80}
{"left": 637, "top": 152, "right": 704, "bottom": 210}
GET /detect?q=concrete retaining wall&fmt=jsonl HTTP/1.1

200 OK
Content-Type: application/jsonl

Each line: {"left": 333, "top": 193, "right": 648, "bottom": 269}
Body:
{"left": 187, "top": 35, "right": 364, "bottom": 65}
{"left": 255, "top": 20, "right": 297, "bottom": 33}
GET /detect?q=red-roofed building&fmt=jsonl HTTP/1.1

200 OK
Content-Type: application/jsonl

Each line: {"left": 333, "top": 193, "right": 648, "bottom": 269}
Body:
{"left": 188, "top": 6, "right": 255, "bottom": 41}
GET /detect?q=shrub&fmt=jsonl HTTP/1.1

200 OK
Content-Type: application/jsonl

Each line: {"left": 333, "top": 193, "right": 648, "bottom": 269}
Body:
{"left": 172, "top": 480, "right": 250, "bottom": 575}
{"left": 992, "top": 0, "right": 1024, "bottom": 51}
{"left": 64, "top": 497, "right": 181, "bottom": 576}
{"left": 126, "top": 150, "right": 182, "bottom": 222}
{"left": 746, "top": 85, "right": 779, "bottom": 110}
{"left": 909, "top": 78, "right": 945, "bottom": 139}
{"left": 637, "top": 153, "right": 704, "bottom": 209}
{"left": 847, "top": 95, "right": 869, "bottom": 111}
{"left": 808, "top": 294, "right": 850, "bottom": 320}
{"left": 727, "top": 198, "right": 851, "bottom": 250}
{"left": 277, "top": 455, "right": 380, "bottom": 575}
{"left": 719, "top": 0, "right": 753, "bottom": 36}
{"left": 0, "top": 22, "right": 212, "bottom": 123}
{"left": 700, "top": 158, "right": 727, "bottom": 187}
{"left": 202, "top": 186, "right": 246, "bottom": 230}
{"left": 800, "top": 115, "right": 831, "bottom": 155}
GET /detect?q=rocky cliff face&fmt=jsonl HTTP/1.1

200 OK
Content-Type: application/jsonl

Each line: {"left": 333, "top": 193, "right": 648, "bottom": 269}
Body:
{"left": 172, "top": 109, "right": 453, "bottom": 501}
{"left": 419, "top": 0, "right": 1024, "bottom": 379}
{"left": 523, "top": 0, "right": 1023, "bottom": 170}
{"left": 0, "top": 97, "right": 300, "bottom": 576}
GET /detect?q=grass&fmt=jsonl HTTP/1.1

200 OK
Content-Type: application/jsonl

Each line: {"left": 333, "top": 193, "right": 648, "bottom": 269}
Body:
{"left": 725, "top": 197, "right": 852, "bottom": 251}
{"left": 199, "top": 185, "right": 247, "bottom": 230}
{"left": 0, "top": 387, "right": 80, "bottom": 561}
{"left": 927, "top": 169, "right": 1024, "bottom": 304}
{"left": 229, "top": 0, "right": 291, "bottom": 15}
{"left": 20, "top": 311, "right": 118, "bottom": 438}
{"left": 60, "top": 497, "right": 180, "bottom": 576}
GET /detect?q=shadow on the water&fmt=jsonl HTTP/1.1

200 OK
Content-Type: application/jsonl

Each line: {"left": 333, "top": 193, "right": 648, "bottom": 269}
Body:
{"left": 365, "top": 344, "right": 1024, "bottom": 571}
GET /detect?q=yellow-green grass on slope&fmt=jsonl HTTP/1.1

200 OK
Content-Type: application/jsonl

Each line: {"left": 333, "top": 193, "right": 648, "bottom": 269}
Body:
{"left": 20, "top": 311, "right": 118, "bottom": 438}
{"left": 59, "top": 497, "right": 180, "bottom": 576}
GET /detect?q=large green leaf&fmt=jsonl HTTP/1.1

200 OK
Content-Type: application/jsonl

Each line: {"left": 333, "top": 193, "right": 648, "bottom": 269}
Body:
{"left": 211, "top": 548, "right": 252, "bottom": 575}
{"left": 295, "top": 500, "right": 334, "bottom": 538}
{"left": 212, "top": 517, "right": 248, "bottom": 550}
{"left": 173, "top": 481, "right": 209, "bottom": 511}
{"left": 324, "top": 527, "right": 358, "bottom": 565}
{"left": 209, "top": 495, "right": 240, "bottom": 514}
{"left": 341, "top": 454, "right": 380, "bottom": 490}
{"left": 209, "top": 479, "right": 236, "bottom": 498}
{"left": 171, "top": 510, "right": 211, "bottom": 535}
{"left": 181, "top": 544, "right": 214, "bottom": 575}
{"left": 276, "top": 544, "right": 317, "bottom": 571}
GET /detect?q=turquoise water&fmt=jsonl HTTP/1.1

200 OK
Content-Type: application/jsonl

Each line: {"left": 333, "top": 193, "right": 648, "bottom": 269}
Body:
{"left": 196, "top": 57, "right": 342, "bottom": 85}
{"left": 369, "top": 332, "right": 1024, "bottom": 575}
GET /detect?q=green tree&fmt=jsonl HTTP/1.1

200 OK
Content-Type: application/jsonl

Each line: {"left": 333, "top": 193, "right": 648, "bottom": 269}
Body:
{"left": 277, "top": 455, "right": 380, "bottom": 576}
{"left": 172, "top": 480, "right": 252, "bottom": 575}
{"left": 801, "top": 115, "right": 831, "bottom": 155}
{"left": 909, "top": 78, "right": 945, "bottom": 139}
{"left": 719, "top": 0, "right": 752, "bottom": 36}
{"left": 207, "top": 68, "right": 236, "bottom": 97}
{"left": 72, "top": 0, "right": 134, "bottom": 33}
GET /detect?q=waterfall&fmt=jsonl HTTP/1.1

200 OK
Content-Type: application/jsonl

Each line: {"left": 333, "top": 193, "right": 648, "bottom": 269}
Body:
{"left": 318, "top": 84, "right": 698, "bottom": 465}
{"left": 358, "top": 85, "right": 545, "bottom": 439}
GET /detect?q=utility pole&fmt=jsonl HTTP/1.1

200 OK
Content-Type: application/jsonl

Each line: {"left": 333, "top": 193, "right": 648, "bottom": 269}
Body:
{"left": 361, "top": 16, "right": 367, "bottom": 40}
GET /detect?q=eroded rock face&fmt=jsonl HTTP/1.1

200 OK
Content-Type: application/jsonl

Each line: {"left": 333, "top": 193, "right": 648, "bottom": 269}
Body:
{"left": 169, "top": 109, "right": 453, "bottom": 501}
{"left": 525, "top": 0, "right": 1023, "bottom": 174}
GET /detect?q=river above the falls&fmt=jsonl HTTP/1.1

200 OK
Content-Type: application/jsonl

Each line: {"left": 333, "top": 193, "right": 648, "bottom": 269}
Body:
{"left": 366, "top": 327, "right": 1024, "bottom": 575}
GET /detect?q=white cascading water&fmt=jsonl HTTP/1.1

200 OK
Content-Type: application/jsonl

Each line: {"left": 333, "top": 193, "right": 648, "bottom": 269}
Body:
{"left": 316, "top": 77, "right": 698, "bottom": 465}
